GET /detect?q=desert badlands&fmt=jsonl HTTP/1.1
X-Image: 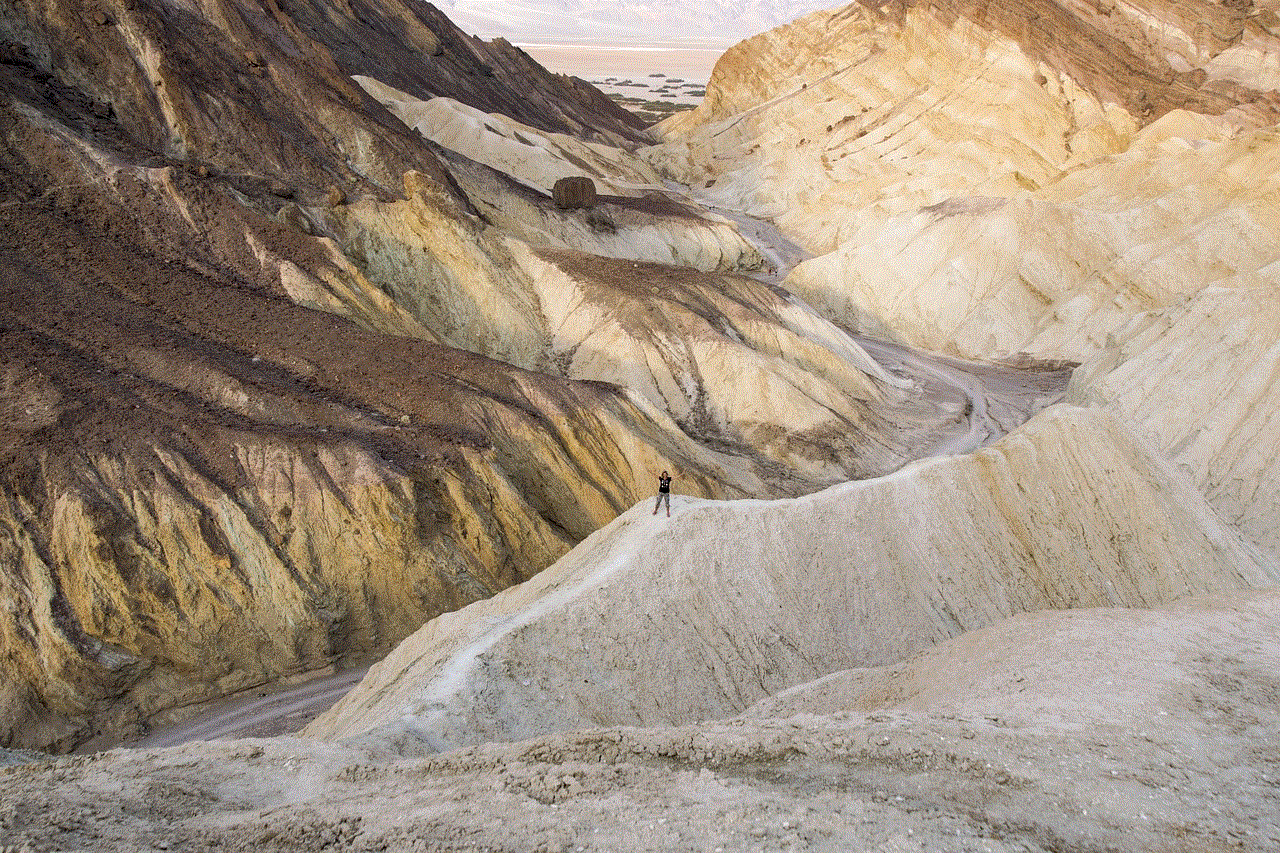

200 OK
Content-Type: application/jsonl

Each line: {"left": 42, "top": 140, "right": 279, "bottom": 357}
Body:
{"left": 2, "top": 0, "right": 1280, "bottom": 850}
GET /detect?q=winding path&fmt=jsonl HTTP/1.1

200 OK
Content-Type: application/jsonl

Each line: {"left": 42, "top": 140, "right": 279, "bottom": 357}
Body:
{"left": 120, "top": 665, "right": 372, "bottom": 751}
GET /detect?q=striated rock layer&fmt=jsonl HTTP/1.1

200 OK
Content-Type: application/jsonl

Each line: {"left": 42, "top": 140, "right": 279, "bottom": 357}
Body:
{"left": 643, "top": 0, "right": 1280, "bottom": 566}
{"left": 2, "top": 0, "right": 1280, "bottom": 847}
{"left": 0, "top": 0, "right": 997, "bottom": 750}
{"left": 1069, "top": 282, "right": 1280, "bottom": 559}
{"left": 648, "top": 0, "right": 1280, "bottom": 364}
{"left": 0, "top": 160, "right": 764, "bottom": 750}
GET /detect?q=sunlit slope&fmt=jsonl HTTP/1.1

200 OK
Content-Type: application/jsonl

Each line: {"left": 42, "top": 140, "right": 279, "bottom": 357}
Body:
{"left": 648, "top": 0, "right": 1280, "bottom": 363}
{"left": 1070, "top": 282, "right": 1280, "bottom": 560}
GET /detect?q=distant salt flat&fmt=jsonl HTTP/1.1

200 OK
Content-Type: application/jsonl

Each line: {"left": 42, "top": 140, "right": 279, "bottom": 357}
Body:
{"left": 517, "top": 42, "right": 719, "bottom": 116}
{"left": 516, "top": 42, "right": 721, "bottom": 82}
{"left": 438, "top": 0, "right": 835, "bottom": 47}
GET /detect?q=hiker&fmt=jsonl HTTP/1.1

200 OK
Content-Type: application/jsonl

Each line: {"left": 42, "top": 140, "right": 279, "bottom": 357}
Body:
{"left": 652, "top": 470, "right": 673, "bottom": 517}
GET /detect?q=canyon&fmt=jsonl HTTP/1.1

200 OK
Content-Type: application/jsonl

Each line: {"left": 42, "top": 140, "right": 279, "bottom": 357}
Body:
{"left": 2, "top": 0, "right": 1279, "bottom": 850}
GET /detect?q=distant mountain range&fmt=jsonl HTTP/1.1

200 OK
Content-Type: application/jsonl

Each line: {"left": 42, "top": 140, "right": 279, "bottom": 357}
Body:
{"left": 435, "top": 0, "right": 836, "bottom": 45}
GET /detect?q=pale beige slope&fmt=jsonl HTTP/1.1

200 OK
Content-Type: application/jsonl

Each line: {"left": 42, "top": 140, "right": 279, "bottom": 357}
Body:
{"left": 746, "top": 588, "right": 1280, "bottom": 729}
{"left": 1069, "top": 282, "right": 1280, "bottom": 560}
{"left": 647, "top": 1, "right": 1280, "bottom": 363}
{"left": 784, "top": 115, "right": 1280, "bottom": 360}
{"left": 305, "top": 178, "right": 946, "bottom": 486}
{"left": 512, "top": 246, "right": 953, "bottom": 483}
{"left": 438, "top": 149, "right": 766, "bottom": 275}
{"left": 355, "top": 77, "right": 662, "bottom": 197}
{"left": 648, "top": 5, "right": 1139, "bottom": 251}
{"left": 355, "top": 77, "right": 765, "bottom": 273}
{"left": 11, "top": 588, "right": 1280, "bottom": 852}
{"left": 305, "top": 405, "right": 1276, "bottom": 752}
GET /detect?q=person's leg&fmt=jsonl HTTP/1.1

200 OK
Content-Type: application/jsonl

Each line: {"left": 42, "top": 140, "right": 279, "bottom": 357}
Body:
{"left": 663, "top": 492, "right": 670, "bottom": 517}
{"left": 653, "top": 493, "right": 661, "bottom": 514}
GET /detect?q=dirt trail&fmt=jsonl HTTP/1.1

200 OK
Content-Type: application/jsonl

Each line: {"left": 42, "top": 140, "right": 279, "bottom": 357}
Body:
{"left": 82, "top": 666, "right": 370, "bottom": 752}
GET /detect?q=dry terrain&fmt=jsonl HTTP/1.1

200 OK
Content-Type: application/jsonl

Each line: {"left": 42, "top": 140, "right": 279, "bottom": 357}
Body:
{"left": 2, "top": 1, "right": 1279, "bottom": 851}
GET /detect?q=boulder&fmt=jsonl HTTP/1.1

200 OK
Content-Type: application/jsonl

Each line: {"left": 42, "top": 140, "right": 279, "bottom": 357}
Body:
{"left": 552, "top": 176, "right": 596, "bottom": 209}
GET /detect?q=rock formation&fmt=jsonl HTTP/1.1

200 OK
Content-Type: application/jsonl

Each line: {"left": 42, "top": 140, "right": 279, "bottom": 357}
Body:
{"left": 648, "top": 0, "right": 1280, "bottom": 365}
{"left": 4, "top": 0, "right": 1280, "bottom": 850}
{"left": 1069, "top": 284, "right": 1280, "bottom": 560}
{"left": 640, "top": 0, "right": 1280, "bottom": 562}
{"left": 0, "top": 149, "right": 765, "bottom": 749}
{"left": 0, "top": 0, "right": 796, "bottom": 750}
{"left": 0, "top": 0, "right": 1004, "bottom": 751}
{"left": 552, "top": 176, "right": 598, "bottom": 210}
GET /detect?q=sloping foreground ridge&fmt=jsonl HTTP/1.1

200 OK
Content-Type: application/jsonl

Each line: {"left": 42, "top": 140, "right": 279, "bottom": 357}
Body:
{"left": 308, "top": 405, "right": 1277, "bottom": 751}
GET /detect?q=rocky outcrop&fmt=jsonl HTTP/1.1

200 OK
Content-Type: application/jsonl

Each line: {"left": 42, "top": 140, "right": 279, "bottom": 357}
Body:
{"left": 552, "top": 176, "right": 597, "bottom": 210}
{"left": 351, "top": 80, "right": 769, "bottom": 273}
{"left": 355, "top": 79, "right": 660, "bottom": 195}
{"left": 307, "top": 405, "right": 1275, "bottom": 752}
{"left": 442, "top": 149, "right": 768, "bottom": 272}
{"left": 780, "top": 112, "right": 1280, "bottom": 362}
{"left": 0, "top": 134, "right": 770, "bottom": 750}
{"left": 2, "top": 0, "right": 1015, "bottom": 751}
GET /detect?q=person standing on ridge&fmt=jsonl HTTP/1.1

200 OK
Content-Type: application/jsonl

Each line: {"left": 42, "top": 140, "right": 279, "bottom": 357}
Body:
{"left": 653, "top": 470, "right": 673, "bottom": 517}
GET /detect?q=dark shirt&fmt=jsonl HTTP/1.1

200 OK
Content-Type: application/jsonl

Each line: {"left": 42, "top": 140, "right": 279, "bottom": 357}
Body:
{"left": 658, "top": 475, "right": 671, "bottom": 493}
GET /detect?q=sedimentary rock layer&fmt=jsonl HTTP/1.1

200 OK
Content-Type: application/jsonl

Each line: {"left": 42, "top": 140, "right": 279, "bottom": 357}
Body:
{"left": 782, "top": 113, "right": 1280, "bottom": 362}
{"left": 0, "top": 0, "right": 768, "bottom": 751}
{"left": 649, "top": 0, "right": 1280, "bottom": 364}
{"left": 1070, "top": 283, "right": 1280, "bottom": 560}
{"left": 0, "top": 148, "right": 763, "bottom": 750}
{"left": 2, "top": 0, "right": 974, "bottom": 751}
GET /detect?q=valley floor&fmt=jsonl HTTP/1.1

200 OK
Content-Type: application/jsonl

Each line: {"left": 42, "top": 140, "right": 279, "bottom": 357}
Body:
{"left": 15, "top": 590, "right": 1280, "bottom": 853}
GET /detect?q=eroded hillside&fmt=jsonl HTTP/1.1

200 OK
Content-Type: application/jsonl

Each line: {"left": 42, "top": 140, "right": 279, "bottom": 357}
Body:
{"left": 649, "top": 0, "right": 1280, "bottom": 561}
{"left": 4, "top": 0, "right": 1280, "bottom": 850}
